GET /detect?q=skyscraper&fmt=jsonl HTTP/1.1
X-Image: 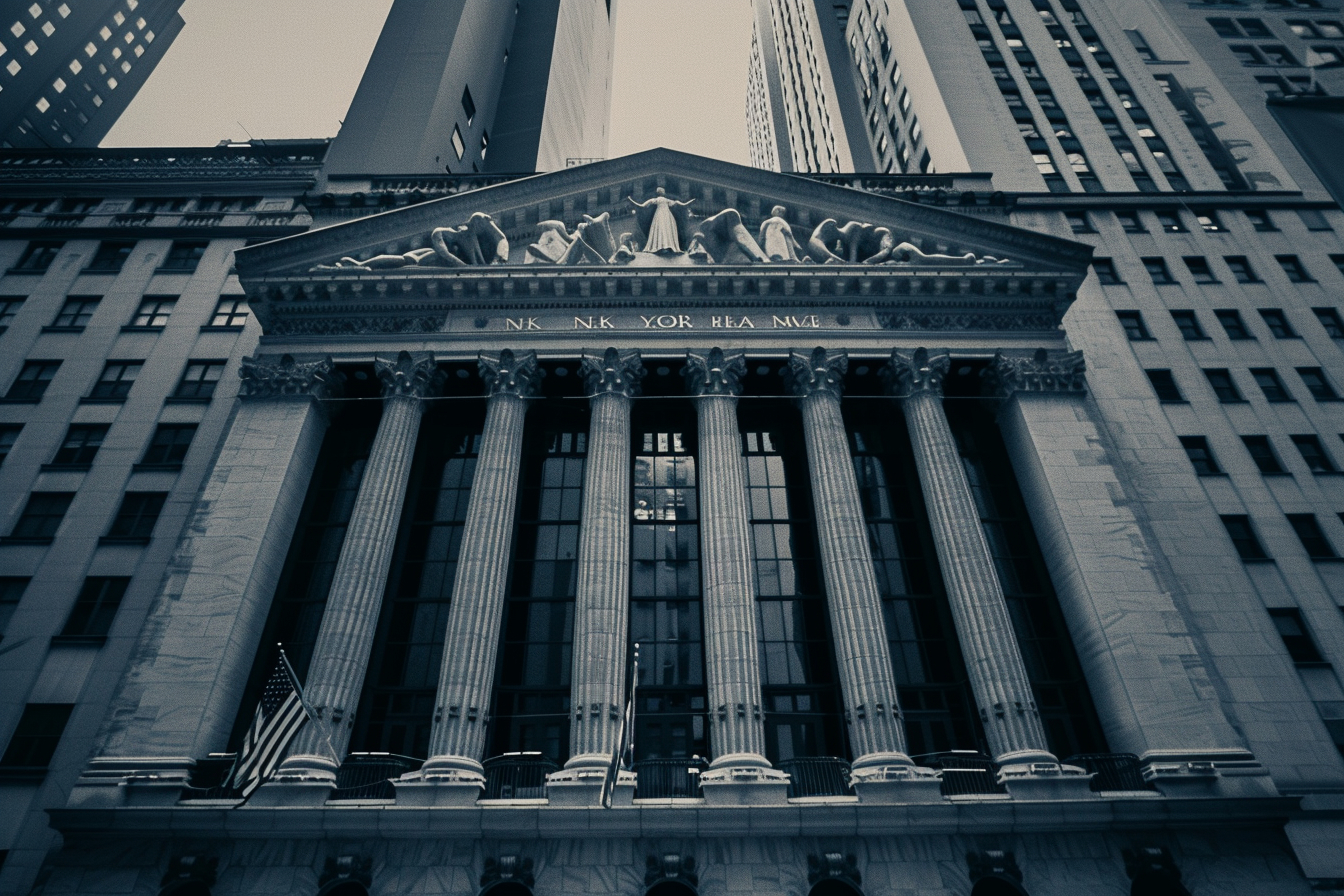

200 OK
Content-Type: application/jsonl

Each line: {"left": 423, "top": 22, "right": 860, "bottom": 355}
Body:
{"left": 0, "top": 0, "right": 184, "bottom": 149}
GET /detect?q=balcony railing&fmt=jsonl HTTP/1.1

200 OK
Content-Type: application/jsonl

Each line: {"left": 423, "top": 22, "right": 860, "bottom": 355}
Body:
{"left": 481, "top": 753, "right": 557, "bottom": 800}
{"left": 633, "top": 757, "right": 707, "bottom": 799}
{"left": 780, "top": 756, "right": 854, "bottom": 798}
{"left": 330, "top": 753, "right": 422, "bottom": 800}
{"left": 1066, "top": 752, "right": 1156, "bottom": 793}
{"left": 918, "top": 751, "right": 1008, "bottom": 797}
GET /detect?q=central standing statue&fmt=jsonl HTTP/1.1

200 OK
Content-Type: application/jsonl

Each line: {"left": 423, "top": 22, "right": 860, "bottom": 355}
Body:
{"left": 628, "top": 187, "right": 694, "bottom": 254}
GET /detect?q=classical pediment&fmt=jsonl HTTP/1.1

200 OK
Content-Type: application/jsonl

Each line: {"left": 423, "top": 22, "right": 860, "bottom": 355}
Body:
{"left": 234, "top": 148, "right": 1093, "bottom": 337}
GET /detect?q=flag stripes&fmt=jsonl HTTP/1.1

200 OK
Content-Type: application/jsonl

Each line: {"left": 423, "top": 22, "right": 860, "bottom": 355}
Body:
{"left": 229, "top": 654, "right": 310, "bottom": 797}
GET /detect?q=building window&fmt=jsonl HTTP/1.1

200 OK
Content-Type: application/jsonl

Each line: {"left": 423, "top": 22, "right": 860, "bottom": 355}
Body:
{"left": 1297, "top": 367, "right": 1339, "bottom": 400}
{"left": 1115, "top": 211, "right": 1145, "bottom": 233}
{"left": 128, "top": 296, "right": 174, "bottom": 328}
{"left": 207, "top": 296, "right": 248, "bottom": 328}
{"left": 50, "top": 423, "right": 108, "bottom": 467}
{"left": 85, "top": 240, "right": 134, "bottom": 272}
{"left": 1156, "top": 211, "right": 1186, "bottom": 233}
{"left": 49, "top": 296, "right": 99, "bottom": 329}
{"left": 1314, "top": 307, "right": 1344, "bottom": 338}
{"left": 451, "top": 125, "right": 465, "bottom": 162}
{"left": 1246, "top": 210, "right": 1276, "bottom": 231}
{"left": 1298, "top": 209, "right": 1333, "bottom": 231}
{"left": 57, "top": 576, "right": 129, "bottom": 641}
{"left": 171, "top": 360, "right": 226, "bottom": 401}
{"left": 461, "top": 85, "right": 475, "bottom": 126}
{"left": 1221, "top": 514, "right": 1270, "bottom": 561}
{"left": 0, "top": 425, "right": 20, "bottom": 468}
{"left": 7, "top": 492, "right": 74, "bottom": 542}
{"left": 87, "top": 360, "right": 142, "bottom": 401}
{"left": 1209, "top": 17, "right": 1242, "bottom": 37}
{"left": 103, "top": 491, "right": 167, "bottom": 542}
{"left": 0, "top": 296, "right": 24, "bottom": 331}
{"left": 138, "top": 423, "right": 196, "bottom": 468}
{"left": 1092, "top": 258, "right": 1122, "bottom": 284}
{"left": 1334, "top": 255, "right": 1344, "bottom": 279}
{"left": 1225, "top": 256, "right": 1259, "bottom": 283}
{"left": 1179, "top": 436, "right": 1223, "bottom": 475}
{"left": 1066, "top": 211, "right": 1094, "bottom": 233}
{"left": 1252, "top": 368, "right": 1294, "bottom": 402}
{"left": 1292, "top": 434, "right": 1337, "bottom": 472}
{"left": 0, "top": 577, "right": 29, "bottom": 638}
{"left": 1116, "top": 310, "right": 1152, "bottom": 340}
{"left": 1277, "top": 255, "right": 1313, "bottom": 282}
{"left": 1204, "top": 368, "right": 1244, "bottom": 403}
{"left": 1185, "top": 257, "right": 1219, "bottom": 283}
{"left": 1144, "top": 257, "right": 1175, "bottom": 284}
{"left": 12, "top": 241, "right": 63, "bottom": 272}
{"left": 159, "top": 240, "right": 207, "bottom": 273}
{"left": 1171, "top": 310, "right": 1208, "bottom": 340}
{"left": 0, "top": 704, "right": 73, "bottom": 775}
{"left": 1270, "top": 608, "right": 1325, "bottom": 663}
{"left": 1146, "top": 369, "right": 1184, "bottom": 402}
{"left": 480, "top": 130, "right": 489, "bottom": 160}
{"left": 1215, "top": 309, "right": 1252, "bottom": 339}
{"left": 1287, "top": 514, "right": 1339, "bottom": 559}
{"left": 1196, "top": 210, "right": 1225, "bottom": 232}
{"left": 4, "top": 360, "right": 60, "bottom": 402}
{"left": 1242, "top": 435, "right": 1287, "bottom": 474}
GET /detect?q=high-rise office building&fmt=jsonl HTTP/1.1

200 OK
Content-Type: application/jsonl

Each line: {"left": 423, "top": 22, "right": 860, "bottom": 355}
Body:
{"left": 2, "top": 0, "right": 1344, "bottom": 894}
{"left": 0, "top": 0, "right": 184, "bottom": 149}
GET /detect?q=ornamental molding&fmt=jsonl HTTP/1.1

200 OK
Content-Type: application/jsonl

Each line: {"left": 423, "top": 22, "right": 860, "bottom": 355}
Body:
{"left": 580, "top": 347, "right": 646, "bottom": 398}
{"left": 884, "top": 348, "right": 951, "bottom": 398}
{"left": 683, "top": 348, "right": 748, "bottom": 397}
{"left": 786, "top": 347, "right": 848, "bottom": 400}
{"left": 480, "top": 349, "right": 543, "bottom": 398}
{"left": 238, "top": 353, "right": 344, "bottom": 401}
{"left": 267, "top": 315, "right": 445, "bottom": 337}
{"left": 985, "top": 349, "right": 1087, "bottom": 397}
{"left": 374, "top": 351, "right": 445, "bottom": 400}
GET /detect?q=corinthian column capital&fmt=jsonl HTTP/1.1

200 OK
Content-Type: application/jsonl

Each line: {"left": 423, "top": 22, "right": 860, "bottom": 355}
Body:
{"left": 580, "top": 347, "right": 646, "bottom": 398}
{"left": 683, "top": 347, "right": 747, "bottom": 397}
{"left": 884, "top": 348, "right": 950, "bottom": 398}
{"left": 785, "top": 347, "right": 847, "bottom": 400}
{"left": 239, "top": 353, "right": 344, "bottom": 402}
{"left": 374, "top": 351, "right": 445, "bottom": 399}
{"left": 984, "top": 349, "right": 1087, "bottom": 398}
{"left": 479, "top": 349, "right": 543, "bottom": 398}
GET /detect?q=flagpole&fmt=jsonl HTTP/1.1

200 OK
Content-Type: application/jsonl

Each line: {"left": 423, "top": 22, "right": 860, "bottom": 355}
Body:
{"left": 278, "top": 646, "right": 342, "bottom": 766}
{"left": 626, "top": 643, "right": 639, "bottom": 770}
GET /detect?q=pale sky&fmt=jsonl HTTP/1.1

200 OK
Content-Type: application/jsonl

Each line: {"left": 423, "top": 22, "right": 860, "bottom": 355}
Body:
{"left": 104, "top": 0, "right": 756, "bottom": 166}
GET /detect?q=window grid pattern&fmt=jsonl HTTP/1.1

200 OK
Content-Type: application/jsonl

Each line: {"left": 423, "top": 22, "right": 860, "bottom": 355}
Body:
{"left": 9, "top": 492, "right": 73, "bottom": 541}
{"left": 51, "top": 423, "right": 108, "bottom": 466}
{"left": 58, "top": 576, "right": 129, "bottom": 639}
{"left": 139, "top": 423, "right": 196, "bottom": 467}
{"left": 105, "top": 491, "right": 166, "bottom": 540}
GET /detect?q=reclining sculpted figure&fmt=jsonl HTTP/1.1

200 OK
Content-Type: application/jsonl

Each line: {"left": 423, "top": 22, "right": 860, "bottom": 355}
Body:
{"left": 317, "top": 211, "right": 509, "bottom": 270}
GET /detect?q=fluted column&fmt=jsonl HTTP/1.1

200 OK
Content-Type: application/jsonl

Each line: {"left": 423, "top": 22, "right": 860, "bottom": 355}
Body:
{"left": 566, "top": 348, "right": 645, "bottom": 770}
{"left": 885, "top": 348, "right": 1054, "bottom": 770}
{"left": 418, "top": 349, "right": 542, "bottom": 788}
{"left": 277, "top": 351, "right": 443, "bottom": 783}
{"left": 682, "top": 348, "right": 777, "bottom": 781}
{"left": 785, "top": 347, "right": 915, "bottom": 778}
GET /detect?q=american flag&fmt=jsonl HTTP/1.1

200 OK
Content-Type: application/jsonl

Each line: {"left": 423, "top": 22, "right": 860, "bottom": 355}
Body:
{"left": 229, "top": 653, "right": 311, "bottom": 797}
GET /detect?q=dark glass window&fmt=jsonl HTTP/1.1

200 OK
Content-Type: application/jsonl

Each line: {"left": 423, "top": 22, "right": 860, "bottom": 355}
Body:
{"left": 1270, "top": 608, "right": 1324, "bottom": 663}
{"left": 1209, "top": 16, "right": 1241, "bottom": 36}
{"left": 50, "top": 423, "right": 108, "bottom": 467}
{"left": 58, "top": 576, "right": 129, "bottom": 639}
{"left": 1242, "top": 435, "right": 1286, "bottom": 474}
{"left": 742, "top": 404, "right": 845, "bottom": 764}
{"left": 1185, "top": 257, "right": 1219, "bottom": 283}
{"left": 1221, "top": 514, "right": 1269, "bottom": 560}
{"left": 1287, "top": 514, "right": 1338, "bottom": 559}
{"left": 0, "top": 296, "right": 23, "bottom": 330}
{"left": 5, "top": 360, "right": 60, "bottom": 402}
{"left": 1277, "top": 255, "right": 1313, "bottom": 282}
{"left": 1144, "top": 258, "right": 1175, "bottom": 284}
{"left": 1116, "top": 310, "right": 1152, "bottom": 340}
{"left": 461, "top": 85, "right": 476, "bottom": 125}
{"left": 172, "top": 360, "right": 226, "bottom": 400}
{"left": 1171, "top": 310, "right": 1207, "bottom": 340}
{"left": 1179, "top": 436, "right": 1222, "bottom": 475}
{"left": 1156, "top": 211, "right": 1186, "bottom": 233}
{"left": 129, "top": 296, "right": 175, "bottom": 328}
{"left": 160, "top": 240, "right": 208, "bottom": 272}
{"left": 1313, "top": 307, "right": 1344, "bottom": 338}
{"left": 1259, "top": 309, "right": 1297, "bottom": 338}
{"left": 849, "top": 412, "right": 979, "bottom": 755}
{"left": 0, "top": 424, "right": 22, "bottom": 467}
{"left": 139, "top": 423, "right": 196, "bottom": 467}
{"left": 1252, "top": 368, "right": 1293, "bottom": 402}
{"left": 88, "top": 360, "right": 142, "bottom": 401}
{"left": 207, "top": 296, "right": 248, "bottom": 328}
{"left": 0, "top": 577, "right": 30, "bottom": 638}
{"left": 1196, "top": 210, "right": 1225, "bottom": 232}
{"left": 1225, "top": 256, "right": 1259, "bottom": 283}
{"left": 50, "top": 296, "right": 99, "bottom": 329}
{"left": 104, "top": 491, "right": 167, "bottom": 541}
{"left": 1146, "top": 369, "right": 1184, "bottom": 402}
{"left": 489, "top": 410, "right": 586, "bottom": 764}
{"left": 0, "top": 704, "right": 73, "bottom": 771}
{"left": 12, "top": 241, "right": 63, "bottom": 272}
{"left": 86, "top": 240, "right": 134, "bottom": 272}
{"left": 1291, "top": 434, "right": 1337, "bottom": 472}
{"left": 1246, "top": 210, "right": 1276, "bottom": 231}
{"left": 1066, "top": 211, "right": 1093, "bottom": 233}
{"left": 1115, "top": 211, "right": 1145, "bottom": 233}
{"left": 1204, "top": 368, "right": 1243, "bottom": 402}
{"left": 1214, "top": 309, "right": 1252, "bottom": 339}
{"left": 8, "top": 492, "right": 73, "bottom": 541}
{"left": 1092, "top": 258, "right": 1122, "bottom": 284}
{"left": 1297, "top": 367, "right": 1339, "bottom": 401}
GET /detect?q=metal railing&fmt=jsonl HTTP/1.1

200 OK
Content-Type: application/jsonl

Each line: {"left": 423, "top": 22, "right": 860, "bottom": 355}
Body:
{"left": 633, "top": 757, "right": 708, "bottom": 799}
{"left": 1066, "top": 753, "right": 1156, "bottom": 792}
{"left": 481, "top": 753, "right": 557, "bottom": 800}
{"left": 780, "top": 756, "right": 854, "bottom": 797}
{"left": 919, "top": 751, "right": 1008, "bottom": 797}
{"left": 330, "top": 753, "right": 422, "bottom": 800}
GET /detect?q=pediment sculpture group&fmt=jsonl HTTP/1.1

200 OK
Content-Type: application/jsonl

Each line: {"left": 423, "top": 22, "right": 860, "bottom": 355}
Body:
{"left": 317, "top": 188, "right": 1012, "bottom": 271}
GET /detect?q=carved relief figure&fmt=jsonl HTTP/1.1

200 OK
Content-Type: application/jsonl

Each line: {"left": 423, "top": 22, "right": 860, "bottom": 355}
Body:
{"left": 318, "top": 211, "right": 508, "bottom": 270}
{"left": 686, "top": 208, "right": 771, "bottom": 264}
{"left": 628, "top": 187, "right": 694, "bottom": 254}
{"left": 527, "top": 212, "right": 619, "bottom": 265}
{"left": 758, "top": 205, "right": 805, "bottom": 262}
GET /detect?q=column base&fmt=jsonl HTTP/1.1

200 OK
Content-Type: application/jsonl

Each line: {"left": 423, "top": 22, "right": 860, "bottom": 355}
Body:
{"left": 998, "top": 761, "right": 1098, "bottom": 801}
{"left": 700, "top": 753, "right": 790, "bottom": 805}
{"left": 68, "top": 757, "right": 197, "bottom": 808}
{"left": 850, "top": 753, "right": 944, "bottom": 803}
{"left": 545, "top": 764, "right": 635, "bottom": 807}
{"left": 247, "top": 754, "right": 337, "bottom": 807}
{"left": 393, "top": 755, "right": 486, "bottom": 807}
{"left": 1141, "top": 750, "right": 1276, "bottom": 799}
